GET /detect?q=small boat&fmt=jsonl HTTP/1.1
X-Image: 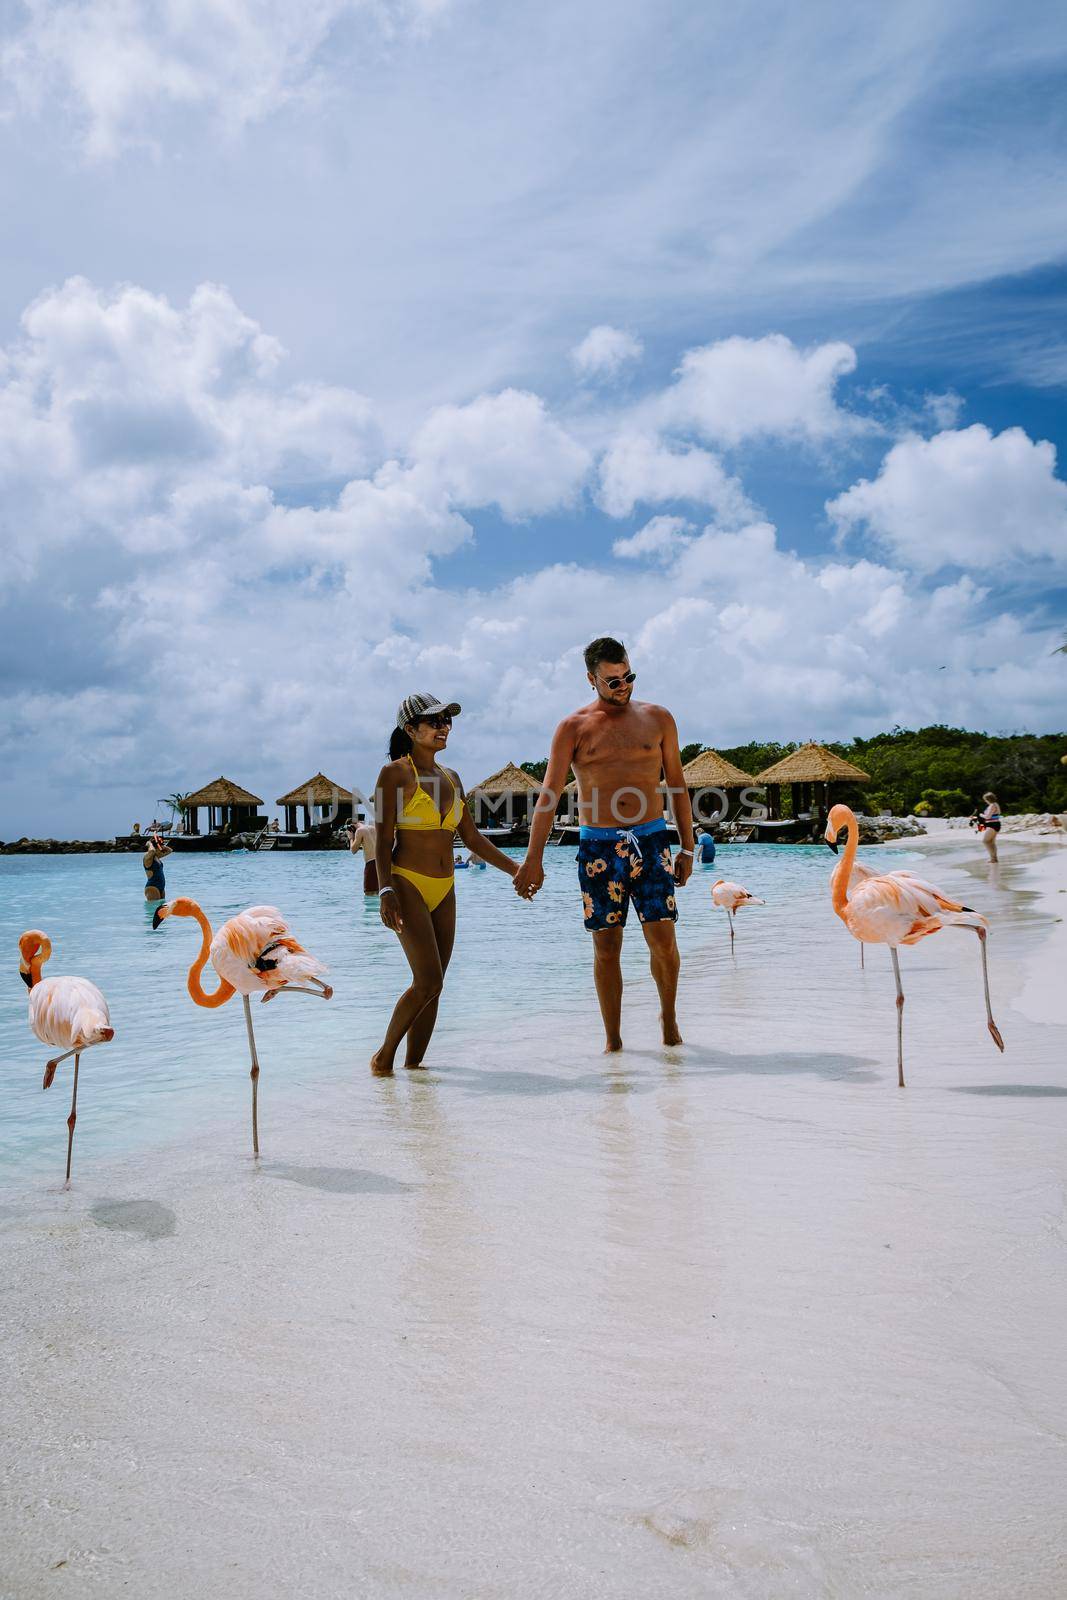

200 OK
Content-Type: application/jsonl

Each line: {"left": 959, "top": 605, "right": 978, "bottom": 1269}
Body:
{"left": 477, "top": 824, "right": 530, "bottom": 847}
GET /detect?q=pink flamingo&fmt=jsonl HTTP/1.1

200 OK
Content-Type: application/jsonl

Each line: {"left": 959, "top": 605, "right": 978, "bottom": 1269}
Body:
{"left": 19, "top": 931, "right": 114, "bottom": 1185}
{"left": 825, "top": 805, "right": 1004, "bottom": 1086}
{"left": 711, "top": 878, "right": 765, "bottom": 946}
{"left": 153, "top": 898, "right": 332, "bottom": 1155}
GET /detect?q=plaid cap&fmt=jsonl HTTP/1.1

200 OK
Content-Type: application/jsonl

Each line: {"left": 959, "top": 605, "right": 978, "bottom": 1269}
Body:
{"left": 396, "top": 692, "right": 462, "bottom": 728}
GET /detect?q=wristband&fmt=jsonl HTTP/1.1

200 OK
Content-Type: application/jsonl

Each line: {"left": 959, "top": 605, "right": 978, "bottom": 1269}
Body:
{"left": 677, "top": 848, "right": 694, "bottom": 857}
{"left": 379, "top": 885, "right": 396, "bottom": 896}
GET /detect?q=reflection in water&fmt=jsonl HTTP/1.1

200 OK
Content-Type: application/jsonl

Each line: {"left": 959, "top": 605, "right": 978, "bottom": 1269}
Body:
{"left": 381, "top": 1078, "right": 485, "bottom": 1389}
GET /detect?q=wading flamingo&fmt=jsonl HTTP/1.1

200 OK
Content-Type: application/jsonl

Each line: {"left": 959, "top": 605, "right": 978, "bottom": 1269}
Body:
{"left": 825, "top": 805, "right": 1004, "bottom": 1087}
{"left": 153, "top": 898, "right": 332, "bottom": 1156}
{"left": 19, "top": 932, "right": 114, "bottom": 1185}
{"left": 711, "top": 879, "right": 765, "bottom": 946}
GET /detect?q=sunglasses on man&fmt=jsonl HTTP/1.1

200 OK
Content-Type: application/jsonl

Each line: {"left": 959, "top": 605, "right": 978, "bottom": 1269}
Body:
{"left": 596, "top": 670, "right": 637, "bottom": 690}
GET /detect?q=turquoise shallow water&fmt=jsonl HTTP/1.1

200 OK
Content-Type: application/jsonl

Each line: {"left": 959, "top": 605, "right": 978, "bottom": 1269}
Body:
{"left": 1, "top": 842, "right": 912, "bottom": 1180}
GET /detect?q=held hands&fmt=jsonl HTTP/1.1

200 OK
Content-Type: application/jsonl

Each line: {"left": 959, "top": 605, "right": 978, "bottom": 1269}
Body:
{"left": 512, "top": 859, "right": 544, "bottom": 900}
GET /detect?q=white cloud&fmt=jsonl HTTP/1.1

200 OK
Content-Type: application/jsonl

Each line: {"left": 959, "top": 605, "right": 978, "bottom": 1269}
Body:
{"left": 827, "top": 424, "right": 1067, "bottom": 572}
{"left": 571, "top": 325, "right": 643, "bottom": 379}
{"left": 0, "top": 0, "right": 448, "bottom": 160}
{"left": 411, "top": 388, "right": 590, "bottom": 519}
{"left": 612, "top": 515, "right": 693, "bottom": 561}
{"left": 651, "top": 333, "right": 862, "bottom": 448}
{"left": 597, "top": 431, "right": 753, "bottom": 521}
{"left": 923, "top": 391, "right": 965, "bottom": 430}
{"left": 1, "top": 277, "right": 1064, "bottom": 838}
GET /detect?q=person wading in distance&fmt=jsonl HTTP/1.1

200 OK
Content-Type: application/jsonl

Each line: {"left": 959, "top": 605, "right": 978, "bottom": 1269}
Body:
{"left": 514, "top": 637, "right": 695, "bottom": 1051}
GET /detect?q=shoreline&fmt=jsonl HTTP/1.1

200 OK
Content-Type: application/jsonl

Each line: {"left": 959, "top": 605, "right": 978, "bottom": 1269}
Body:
{"left": 2, "top": 821, "right": 1065, "bottom": 1595}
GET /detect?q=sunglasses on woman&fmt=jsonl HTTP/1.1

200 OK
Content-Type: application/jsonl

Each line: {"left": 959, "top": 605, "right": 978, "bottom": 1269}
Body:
{"left": 418, "top": 713, "right": 453, "bottom": 729}
{"left": 597, "top": 670, "right": 637, "bottom": 690}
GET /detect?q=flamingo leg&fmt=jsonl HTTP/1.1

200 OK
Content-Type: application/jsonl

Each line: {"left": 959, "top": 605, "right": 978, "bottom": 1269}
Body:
{"left": 976, "top": 929, "right": 1005, "bottom": 1051}
{"left": 64, "top": 1053, "right": 80, "bottom": 1186}
{"left": 43, "top": 1044, "right": 78, "bottom": 1090}
{"left": 890, "top": 947, "right": 906, "bottom": 1088}
{"left": 263, "top": 983, "right": 333, "bottom": 1000}
{"left": 860, "top": 942, "right": 865, "bottom": 971}
{"left": 728, "top": 910, "right": 735, "bottom": 947}
{"left": 243, "top": 995, "right": 261, "bottom": 1158}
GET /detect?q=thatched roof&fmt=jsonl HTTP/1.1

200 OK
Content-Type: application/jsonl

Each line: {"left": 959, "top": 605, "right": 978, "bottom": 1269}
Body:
{"left": 472, "top": 761, "right": 541, "bottom": 795}
{"left": 181, "top": 776, "right": 264, "bottom": 807}
{"left": 276, "top": 772, "right": 354, "bottom": 806}
{"left": 681, "top": 749, "right": 758, "bottom": 787}
{"left": 755, "top": 743, "right": 870, "bottom": 784}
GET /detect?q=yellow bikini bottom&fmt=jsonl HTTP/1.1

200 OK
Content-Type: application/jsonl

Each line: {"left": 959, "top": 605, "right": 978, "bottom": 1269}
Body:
{"left": 392, "top": 866, "right": 455, "bottom": 913}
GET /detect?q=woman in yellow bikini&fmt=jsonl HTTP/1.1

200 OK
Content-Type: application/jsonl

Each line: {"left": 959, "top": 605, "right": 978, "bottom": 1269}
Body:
{"left": 370, "top": 691, "right": 526, "bottom": 1075}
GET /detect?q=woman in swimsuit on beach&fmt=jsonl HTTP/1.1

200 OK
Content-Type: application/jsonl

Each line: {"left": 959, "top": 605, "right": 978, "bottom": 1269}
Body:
{"left": 979, "top": 791, "right": 1002, "bottom": 863}
{"left": 370, "top": 692, "right": 530, "bottom": 1075}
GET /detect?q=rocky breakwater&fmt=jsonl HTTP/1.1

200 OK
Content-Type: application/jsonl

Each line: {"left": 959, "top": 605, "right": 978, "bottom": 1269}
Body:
{"left": 0, "top": 838, "right": 123, "bottom": 854}
{"left": 855, "top": 815, "right": 927, "bottom": 843}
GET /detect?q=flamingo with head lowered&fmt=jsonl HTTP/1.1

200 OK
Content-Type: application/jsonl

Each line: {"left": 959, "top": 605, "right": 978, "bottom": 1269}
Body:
{"left": 711, "top": 879, "right": 765, "bottom": 946}
{"left": 153, "top": 898, "right": 332, "bottom": 1156}
{"left": 825, "top": 805, "right": 1004, "bottom": 1086}
{"left": 19, "top": 931, "right": 114, "bottom": 1186}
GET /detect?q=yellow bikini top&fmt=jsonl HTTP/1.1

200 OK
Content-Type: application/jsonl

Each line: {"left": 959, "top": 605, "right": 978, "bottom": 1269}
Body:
{"left": 396, "top": 755, "right": 463, "bottom": 831}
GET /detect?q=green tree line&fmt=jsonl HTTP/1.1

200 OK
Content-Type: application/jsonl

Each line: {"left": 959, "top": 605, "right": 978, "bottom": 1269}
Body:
{"left": 524, "top": 727, "right": 1067, "bottom": 815}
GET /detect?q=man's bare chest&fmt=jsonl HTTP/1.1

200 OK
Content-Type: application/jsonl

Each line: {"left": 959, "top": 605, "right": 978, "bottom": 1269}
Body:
{"left": 576, "top": 723, "right": 661, "bottom": 766}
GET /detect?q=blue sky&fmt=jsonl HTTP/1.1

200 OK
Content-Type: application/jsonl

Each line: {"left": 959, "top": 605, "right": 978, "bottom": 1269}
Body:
{"left": 0, "top": 0, "right": 1065, "bottom": 836}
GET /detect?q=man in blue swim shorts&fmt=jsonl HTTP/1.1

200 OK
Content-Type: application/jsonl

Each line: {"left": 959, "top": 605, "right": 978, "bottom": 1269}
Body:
{"left": 514, "top": 637, "right": 695, "bottom": 1052}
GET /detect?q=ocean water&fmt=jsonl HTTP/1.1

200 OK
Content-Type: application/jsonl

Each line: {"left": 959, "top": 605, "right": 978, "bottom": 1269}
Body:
{"left": 3, "top": 840, "right": 1065, "bottom": 1596}
{"left": 2, "top": 841, "right": 914, "bottom": 1183}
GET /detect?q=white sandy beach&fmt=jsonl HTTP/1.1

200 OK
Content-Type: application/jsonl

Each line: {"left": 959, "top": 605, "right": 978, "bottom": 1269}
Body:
{"left": 2, "top": 832, "right": 1065, "bottom": 1599}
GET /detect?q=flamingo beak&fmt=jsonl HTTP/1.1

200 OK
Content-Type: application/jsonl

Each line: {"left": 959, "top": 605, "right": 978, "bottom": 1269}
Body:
{"left": 19, "top": 967, "right": 32, "bottom": 988}
{"left": 825, "top": 838, "right": 839, "bottom": 854}
{"left": 152, "top": 903, "right": 170, "bottom": 929}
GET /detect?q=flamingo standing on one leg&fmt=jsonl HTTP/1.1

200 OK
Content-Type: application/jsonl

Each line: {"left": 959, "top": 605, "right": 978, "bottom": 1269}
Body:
{"left": 19, "top": 932, "right": 114, "bottom": 1186}
{"left": 825, "top": 805, "right": 1004, "bottom": 1087}
{"left": 153, "top": 898, "right": 332, "bottom": 1156}
{"left": 711, "top": 879, "right": 765, "bottom": 947}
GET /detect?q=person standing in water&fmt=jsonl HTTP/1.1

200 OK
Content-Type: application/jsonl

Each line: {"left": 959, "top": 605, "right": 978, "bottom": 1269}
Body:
{"left": 142, "top": 832, "right": 172, "bottom": 903}
{"left": 513, "top": 636, "right": 695, "bottom": 1052}
{"left": 979, "top": 791, "right": 1002, "bottom": 863}
{"left": 370, "top": 693, "right": 532, "bottom": 1076}
{"left": 348, "top": 814, "right": 379, "bottom": 895}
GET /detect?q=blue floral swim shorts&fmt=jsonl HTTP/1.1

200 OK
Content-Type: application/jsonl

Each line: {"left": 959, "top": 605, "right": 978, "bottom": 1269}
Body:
{"left": 576, "top": 824, "right": 678, "bottom": 932}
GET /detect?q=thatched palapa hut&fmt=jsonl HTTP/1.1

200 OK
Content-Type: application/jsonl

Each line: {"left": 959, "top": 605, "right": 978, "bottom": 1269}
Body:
{"left": 180, "top": 777, "right": 265, "bottom": 837}
{"left": 275, "top": 773, "right": 355, "bottom": 833}
{"left": 557, "top": 776, "right": 579, "bottom": 818}
{"left": 754, "top": 743, "right": 870, "bottom": 821}
{"left": 681, "top": 749, "right": 759, "bottom": 823}
{"left": 470, "top": 762, "right": 540, "bottom": 830}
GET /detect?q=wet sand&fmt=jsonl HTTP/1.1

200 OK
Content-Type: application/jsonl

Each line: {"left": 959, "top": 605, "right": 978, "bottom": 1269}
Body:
{"left": 2, "top": 835, "right": 1065, "bottom": 1597}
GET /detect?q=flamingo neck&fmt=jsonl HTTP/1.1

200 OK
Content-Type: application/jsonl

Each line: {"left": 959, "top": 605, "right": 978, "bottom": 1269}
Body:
{"left": 830, "top": 817, "right": 858, "bottom": 918}
{"left": 184, "top": 904, "right": 235, "bottom": 1009}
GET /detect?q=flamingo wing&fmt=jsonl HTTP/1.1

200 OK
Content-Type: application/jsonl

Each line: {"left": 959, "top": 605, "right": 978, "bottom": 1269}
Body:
{"left": 29, "top": 976, "right": 111, "bottom": 1050}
